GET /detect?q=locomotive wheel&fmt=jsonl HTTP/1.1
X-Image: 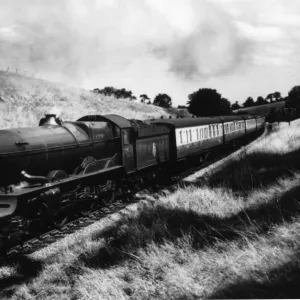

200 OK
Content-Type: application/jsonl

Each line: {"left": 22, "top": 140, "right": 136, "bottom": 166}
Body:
{"left": 39, "top": 203, "right": 70, "bottom": 229}
{"left": 101, "top": 179, "right": 117, "bottom": 206}
{"left": 51, "top": 211, "right": 70, "bottom": 228}
{"left": 76, "top": 185, "right": 100, "bottom": 217}
{"left": 80, "top": 203, "right": 97, "bottom": 217}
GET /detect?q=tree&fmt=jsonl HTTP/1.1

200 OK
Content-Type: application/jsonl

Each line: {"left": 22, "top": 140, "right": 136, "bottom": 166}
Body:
{"left": 288, "top": 86, "right": 300, "bottom": 108}
{"left": 219, "top": 98, "right": 232, "bottom": 115}
{"left": 153, "top": 93, "right": 172, "bottom": 108}
{"left": 93, "top": 86, "right": 117, "bottom": 96}
{"left": 92, "top": 86, "right": 135, "bottom": 100}
{"left": 243, "top": 97, "right": 255, "bottom": 108}
{"left": 273, "top": 91, "right": 282, "bottom": 102}
{"left": 255, "top": 96, "right": 267, "bottom": 106}
{"left": 187, "top": 88, "right": 231, "bottom": 116}
{"left": 115, "top": 88, "right": 133, "bottom": 99}
{"left": 266, "top": 93, "right": 274, "bottom": 103}
{"left": 140, "top": 94, "right": 150, "bottom": 103}
{"left": 231, "top": 101, "right": 241, "bottom": 110}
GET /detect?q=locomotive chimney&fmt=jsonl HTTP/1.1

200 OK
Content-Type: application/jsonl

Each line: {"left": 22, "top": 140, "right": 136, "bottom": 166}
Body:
{"left": 39, "top": 114, "right": 63, "bottom": 126}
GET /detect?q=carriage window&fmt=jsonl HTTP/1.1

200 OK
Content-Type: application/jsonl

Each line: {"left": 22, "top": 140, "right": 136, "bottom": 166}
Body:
{"left": 196, "top": 129, "right": 199, "bottom": 140}
{"left": 179, "top": 131, "right": 183, "bottom": 144}
{"left": 209, "top": 126, "right": 211, "bottom": 138}
{"left": 216, "top": 125, "right": 219, "bottom": 136}
{"left": 186, "top": 131, "right": 188, "bottom": 142}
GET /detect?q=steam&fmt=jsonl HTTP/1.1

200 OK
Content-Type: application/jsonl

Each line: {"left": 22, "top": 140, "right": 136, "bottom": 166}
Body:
{"left": 0, "top": 0, "right": 249, "bottom": 84}
{"left": 48, "top": 106, "right": 63, "bottom": 117}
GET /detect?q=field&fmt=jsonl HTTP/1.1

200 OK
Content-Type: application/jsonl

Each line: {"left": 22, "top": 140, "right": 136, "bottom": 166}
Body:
{"left": 0, "top": 113, "right": 300, "bottom": 299}
{"left": 233, "top": 101, "right": 286, "bottom": 116}
{"left": 0, "top": 72, "right": 182, "bottom": 129}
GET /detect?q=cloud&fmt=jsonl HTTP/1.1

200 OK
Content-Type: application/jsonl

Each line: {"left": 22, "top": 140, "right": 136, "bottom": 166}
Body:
{"left": 166, "top": 13, "right": 251, "bottom": 79}
{"left": 209, "top": 0, "right": 300, "bottom": 68}
{"left": 234, "top": 21, "right": 285, "bottom": 42}
{"left": 0, "top": 0, "right": 250, "bottom": 84}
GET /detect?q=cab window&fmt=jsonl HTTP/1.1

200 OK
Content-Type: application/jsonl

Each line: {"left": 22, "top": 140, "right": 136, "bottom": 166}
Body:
{"left": 122, "top": 130, "right": 130, "bottom": 145}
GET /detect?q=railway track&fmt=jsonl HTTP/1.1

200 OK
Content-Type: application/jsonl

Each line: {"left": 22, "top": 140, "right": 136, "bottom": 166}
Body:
{"left": 0, "top": 142, "right": 249, "bottom": 261}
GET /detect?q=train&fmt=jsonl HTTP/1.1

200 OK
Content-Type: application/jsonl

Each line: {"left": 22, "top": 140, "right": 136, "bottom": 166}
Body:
{"left": 0, "top": 113, "right": 265, "bottom": 242}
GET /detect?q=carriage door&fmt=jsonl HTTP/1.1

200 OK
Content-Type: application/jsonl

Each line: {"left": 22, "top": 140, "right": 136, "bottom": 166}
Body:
{"left": 121, "top": 128, "right": 136, "bottom": 173}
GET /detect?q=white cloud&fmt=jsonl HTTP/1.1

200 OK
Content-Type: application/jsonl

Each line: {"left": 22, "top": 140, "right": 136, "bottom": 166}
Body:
{"left": 234, "top": 21, "right": 285, "bottom": 42}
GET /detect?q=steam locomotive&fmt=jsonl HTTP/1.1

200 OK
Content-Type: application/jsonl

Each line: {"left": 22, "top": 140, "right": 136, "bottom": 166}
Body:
{"left": 0, "top": 113, "right": 265, "bottom": 240}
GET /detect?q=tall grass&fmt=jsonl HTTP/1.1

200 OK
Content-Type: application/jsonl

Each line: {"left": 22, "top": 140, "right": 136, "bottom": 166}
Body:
{"left": 0, "top": 72, "right": 172, "bottom": 129}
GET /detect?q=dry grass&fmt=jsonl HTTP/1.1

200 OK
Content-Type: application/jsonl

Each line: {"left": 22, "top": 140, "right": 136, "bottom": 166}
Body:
{"left": 1, "top": 77, "right": 300, "bottom": 299}
{"left": 0, "top": 71, "right": 173, "bottom": 128}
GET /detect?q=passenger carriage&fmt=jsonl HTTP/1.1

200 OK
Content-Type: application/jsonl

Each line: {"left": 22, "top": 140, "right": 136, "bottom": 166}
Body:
{"left": 150, "top": 117, "right": 224, "bottom": 161}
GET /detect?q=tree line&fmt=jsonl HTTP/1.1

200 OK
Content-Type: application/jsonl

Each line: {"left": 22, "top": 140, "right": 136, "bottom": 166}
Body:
{"left": 92, "top": 87, "right": 172, "bottom": 108}
{"left": 92, "top": 85, "right": 300, "bottom": 117}
{"left": 232, "top": 91, "right": 284, "bottom": 110}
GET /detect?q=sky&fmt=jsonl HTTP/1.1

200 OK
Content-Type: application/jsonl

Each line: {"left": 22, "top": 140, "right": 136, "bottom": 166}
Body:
{"left": 0, "top": 0, "right": 299, "bottom": 107}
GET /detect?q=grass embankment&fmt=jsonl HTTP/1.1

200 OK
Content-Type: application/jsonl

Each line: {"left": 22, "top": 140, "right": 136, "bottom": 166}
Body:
{"left": 0, "top": 72, "right": 178, "bottom": 129}
{"left": 1, "top": 120, "right": 300, "bottom": 299}
{"left": 232, "top": 101, "right": 285, "bottom": 116}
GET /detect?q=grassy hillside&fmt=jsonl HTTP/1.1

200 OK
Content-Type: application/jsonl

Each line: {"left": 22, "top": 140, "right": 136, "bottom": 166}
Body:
{"left": 0, "top": 72, "right": 175, "bottom": 129}
{"left": 1, "top": 119, "right": 300, "bottom": 299}
{"left": 233, "top": 101, "right": 286, "bottom": 116}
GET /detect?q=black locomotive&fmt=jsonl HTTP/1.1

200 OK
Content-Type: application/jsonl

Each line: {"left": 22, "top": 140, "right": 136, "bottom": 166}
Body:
{"left": 0, "top": 113, "right": 265, "bottom": 240}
